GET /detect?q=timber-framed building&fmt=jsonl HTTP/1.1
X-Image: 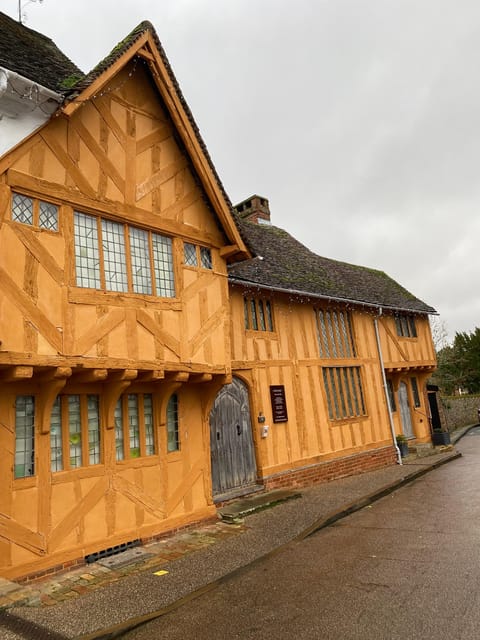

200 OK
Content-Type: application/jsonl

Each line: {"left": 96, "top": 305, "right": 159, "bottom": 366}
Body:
{"left": 0, "top": 13, "right": 436, "bottom": 579}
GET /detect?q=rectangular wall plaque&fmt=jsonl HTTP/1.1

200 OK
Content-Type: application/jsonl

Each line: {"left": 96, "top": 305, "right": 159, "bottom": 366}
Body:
{"left": 270, "top": 385, "right": 288, "bottom": 423}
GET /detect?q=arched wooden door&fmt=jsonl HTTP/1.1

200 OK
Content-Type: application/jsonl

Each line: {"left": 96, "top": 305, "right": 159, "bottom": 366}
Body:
{"left": 398, "top": 381, "right": 414, "bottom": 438}
{"left": 209, "top": 377, "right": 257, "bottom": 497}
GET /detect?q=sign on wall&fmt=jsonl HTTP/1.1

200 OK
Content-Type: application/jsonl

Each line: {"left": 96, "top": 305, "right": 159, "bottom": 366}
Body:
{"left": 270, "top": 385, "right": 288, "bottom": 423}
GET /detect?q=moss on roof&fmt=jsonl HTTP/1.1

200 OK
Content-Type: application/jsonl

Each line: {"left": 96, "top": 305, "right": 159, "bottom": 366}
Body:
{"left": 229, "top": 218, "right": 436, "bottom": 314}
{"left": 0, "top": 11, "right": 84, "bottom": 92}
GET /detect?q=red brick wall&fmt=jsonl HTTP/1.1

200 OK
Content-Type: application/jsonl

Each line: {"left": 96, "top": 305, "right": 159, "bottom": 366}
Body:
{"left": 263, "top": 446, "right": 397, "bottom": 490}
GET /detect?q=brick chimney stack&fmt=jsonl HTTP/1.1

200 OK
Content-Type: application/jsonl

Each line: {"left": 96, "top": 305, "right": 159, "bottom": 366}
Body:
{"left": 234, "top": 195, "right": 271, "bottom": 225}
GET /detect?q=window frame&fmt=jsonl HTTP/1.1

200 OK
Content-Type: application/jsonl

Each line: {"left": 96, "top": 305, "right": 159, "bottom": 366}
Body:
{"left": 410, "top": 377, "right": 421, "bottom": 408}
{"left": 183, "top": 242, "right": 213, "bottom": 271}
{"left": 322, "top": 366, "right": 367, "bottom": 421}
{"left": 50, "top": 394, "right": 101, "bottom": 472}
{"left": 14, "top": 395, "right": 36, "bottom": 479}
{"left": 316, "top": 309, "right": 356, "bottom": 358}
{"left": 73, "top": 211, "right": 176, "bottom": 298}
{"left": 395, "top": 314, "right": 417, "bottom": 338}
{"left": 386, "top": 379, "right": 397, "bottom": 412}
{"left": 115, "top": 393, "right": 156, "bottom": 462}
{"left": 244, "top": 296, "right": 274, "bottom": 332}
{"left": 11, "top": 192, "right": 59, "bottom": 232}
{"left": 166, "top": 393, "right": 180, "bottom": 452}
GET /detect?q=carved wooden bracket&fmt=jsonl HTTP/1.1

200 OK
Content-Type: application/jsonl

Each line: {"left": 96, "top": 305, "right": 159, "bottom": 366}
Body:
{"left": 37, "top": 367, "right": 72, "bottom": 434}
{"left": 104, "top": 369, "right": 138, "bottom": 429}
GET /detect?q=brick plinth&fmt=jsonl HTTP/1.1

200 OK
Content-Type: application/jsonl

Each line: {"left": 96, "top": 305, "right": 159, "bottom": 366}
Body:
{"left": 263, "top": 446, "right": 397, "bottom": 491}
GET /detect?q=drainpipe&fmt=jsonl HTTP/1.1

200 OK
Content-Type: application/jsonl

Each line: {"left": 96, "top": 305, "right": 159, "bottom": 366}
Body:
{"left": 374, "top": 308, "right": 402, "bottom": 465}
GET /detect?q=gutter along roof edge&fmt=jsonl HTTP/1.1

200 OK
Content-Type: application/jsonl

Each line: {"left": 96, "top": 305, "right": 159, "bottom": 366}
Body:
{"left": 228, "top": 277, "right": 438, "bottom": 316}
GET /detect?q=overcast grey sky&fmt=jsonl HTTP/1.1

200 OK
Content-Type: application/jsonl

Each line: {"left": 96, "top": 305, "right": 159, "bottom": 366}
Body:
{"left": 5, "top": 0, "right": 480, "bottom": 343}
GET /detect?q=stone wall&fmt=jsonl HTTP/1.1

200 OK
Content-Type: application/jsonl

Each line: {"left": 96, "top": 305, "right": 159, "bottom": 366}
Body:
{"left": 441, "top": 394, "right": 480, "bottom": 431}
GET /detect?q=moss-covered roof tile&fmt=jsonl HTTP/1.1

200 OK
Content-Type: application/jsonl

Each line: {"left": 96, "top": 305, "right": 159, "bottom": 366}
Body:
{"left": 229, "top": 218, "right": 436, "bottom": 314}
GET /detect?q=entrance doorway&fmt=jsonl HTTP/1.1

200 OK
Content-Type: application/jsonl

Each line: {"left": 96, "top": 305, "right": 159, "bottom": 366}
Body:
{"left": 209, "top": 377, "right": 257, "bottom": 497}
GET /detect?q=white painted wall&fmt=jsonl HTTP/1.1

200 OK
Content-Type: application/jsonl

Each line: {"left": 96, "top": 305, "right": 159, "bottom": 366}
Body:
{"left": 0, "top": 111, "right": 50, "bottom": 157}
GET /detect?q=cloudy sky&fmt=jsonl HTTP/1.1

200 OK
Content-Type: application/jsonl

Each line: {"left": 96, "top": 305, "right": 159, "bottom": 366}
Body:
{"left": 5, "top": 0, "right": 480, "bottom": 343}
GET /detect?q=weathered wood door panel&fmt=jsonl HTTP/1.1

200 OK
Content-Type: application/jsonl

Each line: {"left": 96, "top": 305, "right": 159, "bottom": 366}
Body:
{"left": 210, "top": 377, "right": 257, "bottom": 496}
{"left": 398, "top": 381, "right": 414, "bottom": 438}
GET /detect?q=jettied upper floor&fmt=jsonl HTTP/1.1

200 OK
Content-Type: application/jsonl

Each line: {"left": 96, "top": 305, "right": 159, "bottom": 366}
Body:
{"left": 0, "top": 13, "right": 249, "bottom": 383}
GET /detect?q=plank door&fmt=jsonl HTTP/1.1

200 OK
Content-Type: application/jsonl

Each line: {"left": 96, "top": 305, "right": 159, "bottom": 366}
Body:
{"left": 398, "top": 381, "right": 414, "bottom": 438}
{"left": 209, "top": 377, "right": 257, "bottom": 496}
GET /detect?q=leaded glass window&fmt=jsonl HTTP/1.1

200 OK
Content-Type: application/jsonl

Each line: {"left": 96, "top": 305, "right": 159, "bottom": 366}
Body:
{"left": 49, "top": 394, "right": 101, "bottom": 471}
{"left": 11, "top": 193, "right": 58, "bottom": 230}
{"left": 322, "top": 366, "right": 366, "bottom": 421}
{"left": 115, "top": 394, "right": 155, "bottom": 460}
{"left": 184, "top": 243, "right": 213, "bottom": 270}
{"left": 387, "top": 379, "right": 397, "bottom": 412}
{"left": 39, "top": 200, "right": 58, "bottom": 231}
{"left": 73, "top": 211, "right": 175, "bottom": 298}
{"left": 130, "top": 227, "right": 152, "bottom": 294}
{"left": 15, "top": 396, "right": 35, "bottom": 478}
{"left": 128, "top": 394, "right": 140, "bottom": 458}
{"left": 167, "top": 393, "right": 179, "bottom": 452}
{"left": 184, "top": 242, "right": 197, "bottom": 267}
{"left": 74, "top": 212, "right": 101, "bottom": 288}
{"left": 153, "top": 234, "right": 175, "bottom": 297}
{"left": 12, "top": 193, "right": 33, "bottom": 225}
{"left": 316, "top": 309, "right": 356, "bottom": 358}
{"left": 411, "top": 377, "right": 421, "bottom": 408}
{"left": 144, "top": 394, "right": 154, "bottom": 455}
{"left": 395, "top": 314, "right": 417, "bottom": 338}
{"left": 50, "top": 397, "right": 63, "bottom": 472}
{"left": 114, "top": 400, "right": 124, "bottom": 462}
{"left": 102, "top": 219, "right": 128, "bottom": 292}
{"left": 87, "top": 395, "right": 101, "bottom": 465}
{"left": 244, "top": 297, "right": 274, "bottom": 332}
{"left": 200, "top": 246, "right": 212, "bottom": 269}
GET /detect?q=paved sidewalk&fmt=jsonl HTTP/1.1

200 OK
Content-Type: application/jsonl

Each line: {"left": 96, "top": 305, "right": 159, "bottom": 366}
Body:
{"left": 0, "top": 429, "right": 471, "bottom": 640}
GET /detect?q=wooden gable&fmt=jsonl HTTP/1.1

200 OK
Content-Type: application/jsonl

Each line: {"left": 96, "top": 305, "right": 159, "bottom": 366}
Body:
{"left": 0, "top": 35, "right": 242, "bottom": 375}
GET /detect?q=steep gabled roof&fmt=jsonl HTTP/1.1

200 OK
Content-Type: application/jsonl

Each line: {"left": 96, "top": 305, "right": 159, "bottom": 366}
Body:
{"left": 0, "top": 14, "right": 247, "bottom": 257}
{"left": 229, "top": 219, "right": 436, "bottom": 314}
{"left": 0, "top": 11, "right": 83, "bottom": 91}
{"left": 59, "top": 20, "right": 247, "bottom": 258}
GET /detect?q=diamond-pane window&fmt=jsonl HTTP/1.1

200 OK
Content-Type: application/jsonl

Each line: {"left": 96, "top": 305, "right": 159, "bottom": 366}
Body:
{"left": 200, "top": 247, "right": 212, "bottom": 269}
{"left": 39, "top": 201, "right": 58, "bottom": 231}
{"left": 12, "top": 193, "right": 33, "bottom": 225}
{"left": 184, "top": 242, "right": 197, "bottom": 267}
{"left": 316, "top": 309, "right": 356, "bottom": 358}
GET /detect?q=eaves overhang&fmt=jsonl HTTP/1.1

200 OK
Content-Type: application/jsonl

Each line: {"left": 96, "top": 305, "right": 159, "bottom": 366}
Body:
{"left": 228, "top": 276, "right": 438, "bottom": 316}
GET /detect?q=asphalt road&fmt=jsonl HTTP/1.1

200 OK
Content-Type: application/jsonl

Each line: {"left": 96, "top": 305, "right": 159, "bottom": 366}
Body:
{"left": 123, "top": 431, "right": 480, "bottom": 640}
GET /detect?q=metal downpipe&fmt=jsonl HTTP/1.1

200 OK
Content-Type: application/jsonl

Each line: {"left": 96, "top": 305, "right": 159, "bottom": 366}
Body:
{"left": 374, "top": 311, "right": 402, "bottom": 465}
